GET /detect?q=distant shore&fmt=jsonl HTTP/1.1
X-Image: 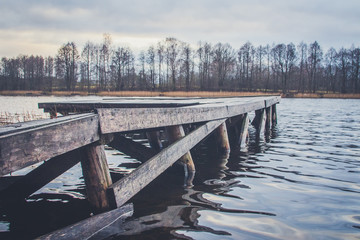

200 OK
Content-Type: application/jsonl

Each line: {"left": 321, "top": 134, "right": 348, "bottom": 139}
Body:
{"left": 0, "top": 90, "right": 360, "bottom": 99}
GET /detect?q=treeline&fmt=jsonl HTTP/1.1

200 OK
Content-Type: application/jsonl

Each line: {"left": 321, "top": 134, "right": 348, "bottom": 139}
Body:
{"left": 1, "top": 34, "right": 359, "bottom": 94}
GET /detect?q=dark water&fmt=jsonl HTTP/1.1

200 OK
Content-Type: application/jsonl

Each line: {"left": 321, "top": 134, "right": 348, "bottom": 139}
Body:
{"left": 1, "top": 98, "right": 360, "bottom": 239}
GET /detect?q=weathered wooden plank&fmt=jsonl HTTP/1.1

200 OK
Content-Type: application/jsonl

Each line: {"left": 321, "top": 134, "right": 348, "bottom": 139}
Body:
{"left": 0, "top": 114, "right": 93, "bottom": 136}
{"left": 36, "top": 203, "right": 133, "bottom": 240}
{"left": 107, "top": 119, "right": 226, "bottom": 208}
{"left": 0, "top": 147, "right": 84, "bottom": 203}
{"left": 97, "top": 99, "right": 266, "bottom": 134}
{"left": 81, "top": 143, "right": 112, "bottom": 213}
{"left": 108, "top": 134, "right": 157, "bottom": 163}
{"left": 0, "top": 113, "right": 99, "bottom": 176}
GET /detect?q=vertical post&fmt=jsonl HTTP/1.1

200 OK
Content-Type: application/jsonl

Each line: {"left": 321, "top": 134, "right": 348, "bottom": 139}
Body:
{"left": 238, "top": 113, "right": 249, "bottom": 150}
{"left": 214, "top": 122, "right": 230, "bottom": 155}
{"left": 81, "top": 142, "right": 112, "bottom": 213}
{"left": 166, "top": 125, "right": 195, "bottom": 187}
{"left": 252, "top": 108, "right": 266, "bottom": 140}
{"left": 265, "top": 107, "right": 272, "bottom": 132}
{"left": 265, "top": 107, "right": 272, "bottom": 142}
{"left": 272, "top": 104, "right": 277, "bottom": 126}
{"left": 146, "top": 131, "right": 163, "bottom": 151}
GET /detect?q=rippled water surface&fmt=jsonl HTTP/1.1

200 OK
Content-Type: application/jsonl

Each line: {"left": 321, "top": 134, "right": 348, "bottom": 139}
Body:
{"left": 0, "top": 97, "right": 359, "bottom": 239}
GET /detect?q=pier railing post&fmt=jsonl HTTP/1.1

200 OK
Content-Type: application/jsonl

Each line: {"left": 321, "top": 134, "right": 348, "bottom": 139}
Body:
{"left": 166, "top": 125, "right": 195, "bottom": 187}
{"left": 214, "top": 121, "right": 231, "bottom": 155}
{"left": 81, "top": 142, "right": 112, "bottom": 213}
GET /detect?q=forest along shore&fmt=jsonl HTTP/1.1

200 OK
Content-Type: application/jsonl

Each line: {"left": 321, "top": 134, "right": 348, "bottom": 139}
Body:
{"left": 1, "top": 90, "right": 360, "bottom": 99}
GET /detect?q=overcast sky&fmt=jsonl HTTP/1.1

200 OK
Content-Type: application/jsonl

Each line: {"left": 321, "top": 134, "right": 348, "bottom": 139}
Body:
{"left": 1, "top": 0, "right": 359, "bottom": 57}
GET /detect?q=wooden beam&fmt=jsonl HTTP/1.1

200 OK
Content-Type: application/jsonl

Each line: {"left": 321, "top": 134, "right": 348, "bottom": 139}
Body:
{"left": 107, "top": 119, "right": 225, "bottom": 208}
{"left": 97, "top": 98, "right": 266, "bottom": 133}
{"left": 81, "top": 143, "right": 112, "bottom": 213}
{"left": 0, "top": 113, "right": 99, "bottom": 176}
{"left": 108, "top": 134, "right": 157, "bottom": 163}
{"left": 0, "top": 148, "right": 84, "bottom": 204}
{"left": 37, "top": 203, "right": 133, "bottom": 240}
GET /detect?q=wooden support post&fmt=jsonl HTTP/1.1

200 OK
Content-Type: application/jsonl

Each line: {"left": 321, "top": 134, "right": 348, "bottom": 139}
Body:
{"left": 238, "top": 113, "right": 249, "bottom": 150}
{"left": 214, "top": 122, "right": 230, "bottom": 155}
{"left": 166, "top": 125, "right": 195, "bottom": 187}
{"left": 81, "top": 142, "right": 112, "bottom": 213}
{"left": 272, "top": 104, "right": 277, "bottom": 126}
{"left": 265, "top": 106, "right": 272, "bottom": 132}
{"left": 146, "top": 131, "right": 163, "bottom": 151}
{"left": 252, "top": 108, "right": 266, "bottom": 140}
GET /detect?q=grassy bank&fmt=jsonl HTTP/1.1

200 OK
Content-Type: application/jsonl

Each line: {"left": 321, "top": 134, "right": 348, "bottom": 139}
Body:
{"left": 1, "top": 90, "right": 360, "bottom": 99}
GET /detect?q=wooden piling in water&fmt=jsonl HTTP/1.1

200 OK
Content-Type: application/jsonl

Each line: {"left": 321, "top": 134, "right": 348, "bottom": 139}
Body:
{"left": 272, "top": 104, "right": 277, "bottom": 126}
{"left": 146, "top": 131, "right": 163, "bottom": 151}
{"left": 165, "top": 125, "right": 196, "bottom": 174}
{"left": 238, "top": 113, "right": 250, "bottom": 150}
{"left": 81, "top": 142, "right": 112, "bottom": 213}
{"left": 252, "top": 108, "right": 266, "bottom": 140}
{"left": 214, "top": 122, "right": 231, "bottom": 154}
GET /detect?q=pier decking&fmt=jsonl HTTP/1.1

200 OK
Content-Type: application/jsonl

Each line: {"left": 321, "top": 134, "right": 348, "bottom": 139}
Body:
{"left": 0, "top": 96, "right": 280, "bottom": 238}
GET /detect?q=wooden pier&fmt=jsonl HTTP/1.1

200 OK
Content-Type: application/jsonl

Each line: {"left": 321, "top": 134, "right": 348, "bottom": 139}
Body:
{"left": 0, "top": 96, "right": 280, "bottom": 238}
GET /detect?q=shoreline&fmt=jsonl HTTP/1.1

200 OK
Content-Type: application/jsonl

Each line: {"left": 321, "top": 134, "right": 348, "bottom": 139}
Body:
{"left": 0, "top": 90, "right": 360, "bottom": 99}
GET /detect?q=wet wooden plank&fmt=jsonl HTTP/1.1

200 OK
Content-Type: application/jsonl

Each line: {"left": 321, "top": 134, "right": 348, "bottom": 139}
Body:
{"left": 37, "top": 203, "right": 133, "bottom": 240}
{"left": 0, "top": 113, "right": 99, "bottom": 176}
{"left": 107, "top": 119, "right": 226, "bottom": 208}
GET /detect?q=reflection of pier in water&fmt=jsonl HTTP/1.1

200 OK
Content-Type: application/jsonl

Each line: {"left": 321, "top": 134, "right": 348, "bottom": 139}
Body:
{"left": 0, "top": 96, "right": 280, "bottom": 238}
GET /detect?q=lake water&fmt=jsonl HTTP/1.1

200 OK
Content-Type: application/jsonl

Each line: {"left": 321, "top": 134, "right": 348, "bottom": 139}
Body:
{"left": 0, "top": 96, "right": 359, "bottom": 239}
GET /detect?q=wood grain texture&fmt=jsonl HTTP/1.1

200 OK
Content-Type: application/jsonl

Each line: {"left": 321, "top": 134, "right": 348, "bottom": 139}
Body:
{"left": 81, "top": 143, "right": 112, "bottom": 213}
{"left": 97, "top": 98, "right": 268, "bottom": 133}
{"left": 107, "top": 119, "right": 226, "bottom": 208}
{"left": 0, "top": 113, "right": 99, "bottom": 176}
{"left": 36, "top": 203, "right": 133, "bottom": 240}
{"left": 0, "top": 147, "right": 84, "bottom": 203}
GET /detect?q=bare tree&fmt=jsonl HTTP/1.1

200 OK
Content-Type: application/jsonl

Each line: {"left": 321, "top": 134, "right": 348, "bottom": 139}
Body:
{"left": 308, "top": 41, "right": 323, "bottom": 93}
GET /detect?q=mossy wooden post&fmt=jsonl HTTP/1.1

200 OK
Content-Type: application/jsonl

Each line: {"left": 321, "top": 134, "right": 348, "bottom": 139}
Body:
{"left": 146, "top": 131, "right": 163, "bottom": 151}
{"left": 166, "top": 125, "right": 195, "bottom": 187}
{"left": 252, "top": 108, "right": 266, "bottom": 140}
{"left": 272, "top": 104, "right": 277, "bottom": 126}
{"left": 81, "top": 142, "right": 112, "bottom": 213}
{"left": 214, "top": 122, "right": 230, "bottom": 155}
{"left": 238, "top": 113, "right": 249, "bottom": 150}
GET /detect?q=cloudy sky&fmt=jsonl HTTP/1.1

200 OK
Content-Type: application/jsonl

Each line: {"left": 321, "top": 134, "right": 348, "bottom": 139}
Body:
{"left": 1, "top": 0, "right": 359, "bottom": 57}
